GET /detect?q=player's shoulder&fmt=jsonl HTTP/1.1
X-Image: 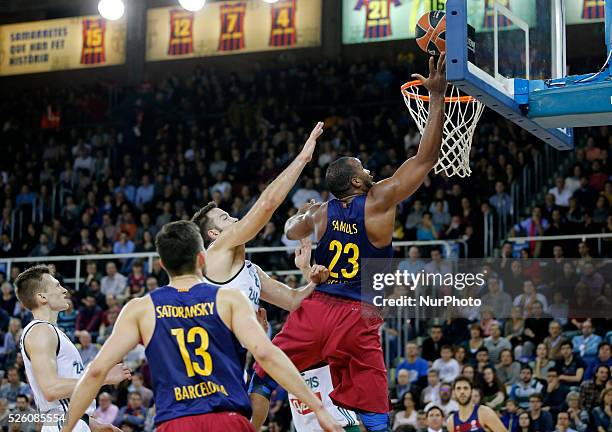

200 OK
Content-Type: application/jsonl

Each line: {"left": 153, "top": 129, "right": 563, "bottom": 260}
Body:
{"left": 23, "top": 322, "right": 58, "bottom": 352}
{"left": 122, "top": 294, "right": 154, "bottom": 316}
{"left": 477, "top": 404, "right": 497, "bottom": 420}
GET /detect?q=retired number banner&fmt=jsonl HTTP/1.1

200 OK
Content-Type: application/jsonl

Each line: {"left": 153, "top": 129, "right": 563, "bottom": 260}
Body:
{"left": 146, "top": 0, "right": 321, "bottom": 61}
{"left": 0, "top": 15, "right": 126, "bottom": 76}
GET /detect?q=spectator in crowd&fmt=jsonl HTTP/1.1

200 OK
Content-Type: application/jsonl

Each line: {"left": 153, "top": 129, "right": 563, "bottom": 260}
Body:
{"left": 544, "top": 321, "right": 567, "bottom": 361}
{"left": 509, "top": 365, "right": 544, "bottom": 409}
{"left": 543, "top": 368, "right": 569, "bottom": 418}
{"left": 113, "top": 392, "right": 147, "bottom": 429}
{"left": 501, "top": 399, "right": 520, "bottom": 432}
{"left": 0, "top": 398, "right": 8, "bottom": 430}
{"left": 529, "top": 394, "right": 554, "bottom": 432}
{"left": 392, "top": 369, "right": 411, "bottom": 401}
{"left": 100, "top": 262, "right": 127, "bottom": 300}
{"left": 496, "top": 348, "right": 521, "bottom": 386}
{"left": 463, "top": 324, "right": 485, "bottom": 362}
{"left": 579, "top": 364, "right": 610, "bottom": 412}
{"left": 392, "top": 391, "right": 418, "bottom": 431}
{"left": 422, "top": 325, "right": 446, "bottom": 364}
{"left": 480, "top": 366, "right": 506, "bottom": 410}
{"left": 95, "top": 392, "right": 119, "bottom": 425}
{"left": 424, "top": 406, "right": 445, "bottom": 432}
{"left": 424, "top": 382, "right": 458, "bottom": 417}
{"left": 550, "top": 177, "right": 573, "bottom": 208}
{"left": 572, "top": 319, "right": 602, "bottom": 365}
{"left": 127, "top": 373, "right": 154, "bottom": 408}
{"left": 421, "top": 369, "right": 441, "bottom": 407}
{"left": 566, "top": 391, "right": 589, "bottom": 432}
{"left": 0, "top": 368, "right": 30, "bottom": 407}
{"left": 396, "top": 341, "right": 429, "bottom": 385}
{"left": 517, "top": 411, "right": 533, "bottom": 432}
{"left": 584, "top": 342, "right": 612, "bottom": 380}
{"left": 557, "top": 341, "right": 586, "bottom": 386}
{"left": 592, "top": 388, "right": 612, "bottom": 432}
{"left": 432, "top": 345, "right": 461, "bottom": 384}
{"left": 482, "top": 277, "right": 513, "bottom": 321}
{"left": 530, "top": 343, "right": 556, "bottom": 380}
{"left": 13, "top": 394, "right": 36, "bottom": 432}
{"left": 485, "top": 322, "right": 512, "bottom": 364}
{"left": 555, "top": 412, "right": 577, "bottom": 432}
{"left": 75, "top": 295, "right": 103, "bottom": 341}
{"left": 77, "top": 330, "right": 99, "bottom": 366}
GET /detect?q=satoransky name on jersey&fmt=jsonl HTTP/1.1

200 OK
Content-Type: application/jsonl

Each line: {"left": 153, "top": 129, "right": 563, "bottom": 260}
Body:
{"left": 155, "top": 302, "right": 214, "bottom": 319}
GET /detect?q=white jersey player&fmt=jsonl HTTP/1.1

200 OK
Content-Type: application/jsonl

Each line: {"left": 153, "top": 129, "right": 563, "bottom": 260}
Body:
{"left": 289, "top": 365, "right": 360, "bottom": 432}
{"left": 14, "top": 265, "right": 131, "bottom": 432}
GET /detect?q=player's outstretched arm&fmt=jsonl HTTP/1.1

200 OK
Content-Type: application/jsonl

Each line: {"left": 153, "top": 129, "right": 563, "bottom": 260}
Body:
{"left": 368, "top": 54, "right": 447, "bottom": 211}
{"left": 479, "top": 405, "right": 509, "bottom": 432}
{"left": 62, "top": 298, "right": 143, "bottom": 432}
{"left": 257, "top": 264, "right": 328, "bottom": 311}
{"left": 257, "top": 238, "right": 327, "bottom": 311}
{"left": 212, "top": 122, "right": 324, "bottom": 251}
{"left": 217, "top": 289, "right": 342, "bottom": 432}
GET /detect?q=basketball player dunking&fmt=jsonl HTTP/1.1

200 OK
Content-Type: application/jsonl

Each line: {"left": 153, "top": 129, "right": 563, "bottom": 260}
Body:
{"left": 447, "top": 376, "right": 507, "bottom": 432}
{"left": 61, "top": 221, "right": 342, "bottom": 432}
{"left": 191, "top": 121, "right": 359, "bottom": 430}
{"left": 249, "top": 54, "right": 448, "bottom": 432}
{"left": 14, "top": 265, "right": 131, "bottom": 432}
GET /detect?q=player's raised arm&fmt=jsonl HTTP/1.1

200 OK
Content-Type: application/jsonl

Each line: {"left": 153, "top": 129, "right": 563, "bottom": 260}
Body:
{"left": 217, "top": 289, "right": 342, "bottom": 432}
{"left": 369, "top": 54, "right": 447, "bottom": 210}
{"left": 256, "top": 264, "right": 328, "bottom": 311}
{"left": 62, "top": 298, "right": 144, "bottom": 431}
{"left": 211, "top": 122, "right": 324, "bottom": 251}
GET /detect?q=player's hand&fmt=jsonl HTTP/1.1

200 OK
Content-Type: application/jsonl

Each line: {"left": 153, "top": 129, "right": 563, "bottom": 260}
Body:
{"left": 294, "top": 237, "right": 312, "bottom": 270}
{"left": 412, "top": 52, "right": 447, "bottom": 97}
{"left": 297, "top": 122, "right": 324, "bottom": 163}
{"left": 309, "top": 264, "right": 330, "bottom": 285}
{"left": 104, "top": 363, "right": 132, "bottom": 385}
{"left": 314, "top": 408, "right": 344, "bottom": 432}
{"left": 256, "top": 307, "right": 269, "bottom": 333}
{"left": 88, "top": 417, "right": 122, "bottom": 432}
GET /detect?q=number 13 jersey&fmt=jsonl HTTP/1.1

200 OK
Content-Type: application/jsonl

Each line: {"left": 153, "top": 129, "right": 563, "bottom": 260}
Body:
{"left": 314, "top": 194, "right": 393, "bottom": 302}
{"left": 146, "top": 283, "right": 251, "bottom": 425}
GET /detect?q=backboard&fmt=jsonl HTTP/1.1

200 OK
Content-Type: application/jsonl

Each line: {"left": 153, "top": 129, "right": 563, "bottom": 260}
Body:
{"left": 446, "top": 0, "right": 612, "bottom": 151}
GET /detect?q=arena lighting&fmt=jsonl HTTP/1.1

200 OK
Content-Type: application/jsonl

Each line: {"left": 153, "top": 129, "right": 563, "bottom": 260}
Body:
{"left": 178, "top": 0, "right": 206, "bottom": 12}
{"left": 97, "top": 0, "right": 125, "bottom": 21}
{"left": 262, "top": 0, "right": 280, "bottom": 3}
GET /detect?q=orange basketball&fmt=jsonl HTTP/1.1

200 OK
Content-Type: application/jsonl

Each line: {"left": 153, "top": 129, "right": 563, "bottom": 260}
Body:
{"left": 415, "top": 10, "right": 446, "bottom": 55}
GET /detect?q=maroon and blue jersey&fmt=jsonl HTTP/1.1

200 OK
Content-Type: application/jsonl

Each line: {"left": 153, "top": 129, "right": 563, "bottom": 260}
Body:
{"left": 453, "top": 405, "right": 485, "bottom": 432}
{"left": 146, "top": 283, "right": 251, "bottom": 425}
{"left": 314, "top": 195, "right": 393, "bottom": 302}
{"left": 582, "top": 0, "right": 605, "bottom": 19}
{"left": 354, "top": 0, "right": 401, "bottom": 39}
{"left": 218, "top": 2, "right": 246, "bottom": 52}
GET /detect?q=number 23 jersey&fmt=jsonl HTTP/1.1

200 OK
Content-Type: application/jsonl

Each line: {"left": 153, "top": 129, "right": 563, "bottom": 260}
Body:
{"left": 314, "top": 194, "right": 393, "bottom": 302}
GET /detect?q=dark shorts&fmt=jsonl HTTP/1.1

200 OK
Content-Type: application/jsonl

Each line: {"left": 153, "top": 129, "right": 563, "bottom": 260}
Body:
{"left": 157, "top": 412, "right": 255, "bottom": 432}
{"left": 254, "top": 291, "right": 390, "bottom": 413}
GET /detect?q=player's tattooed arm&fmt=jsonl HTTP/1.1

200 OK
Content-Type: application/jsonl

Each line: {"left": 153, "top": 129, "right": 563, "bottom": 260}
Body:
{"left": 214, "top": 122, "right": 324, "bottom": 250}
{"left": 368, "top": 54, "right": 447, "bottom": 211}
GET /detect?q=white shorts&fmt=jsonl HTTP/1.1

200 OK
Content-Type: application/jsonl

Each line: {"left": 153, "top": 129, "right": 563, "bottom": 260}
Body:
{"left": 42, "top": 418, "right": 90, "bottom": 432}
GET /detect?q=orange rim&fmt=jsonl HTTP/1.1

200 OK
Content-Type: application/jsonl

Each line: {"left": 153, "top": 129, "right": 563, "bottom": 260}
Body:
{"left": 401, "top": 80, "right": 478, "bottom": 103}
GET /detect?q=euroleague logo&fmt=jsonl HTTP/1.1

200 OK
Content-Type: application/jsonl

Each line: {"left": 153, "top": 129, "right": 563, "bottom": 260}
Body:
{"left": 290, "top": 392, "right": 322, "bottom": 415}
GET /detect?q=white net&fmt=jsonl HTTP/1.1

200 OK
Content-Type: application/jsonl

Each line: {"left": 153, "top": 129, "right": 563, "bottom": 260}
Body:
{"left": 402, "top": 83, "right": 485, "bottom": 178}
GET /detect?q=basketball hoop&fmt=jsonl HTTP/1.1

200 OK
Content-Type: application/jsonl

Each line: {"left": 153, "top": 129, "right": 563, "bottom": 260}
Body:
{"left": 401, "top": 80, "right": 485, "bottom": 178}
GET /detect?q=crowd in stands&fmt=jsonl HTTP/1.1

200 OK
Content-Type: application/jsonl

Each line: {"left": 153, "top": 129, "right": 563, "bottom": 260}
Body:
{"left": 0, "top": 51, "right": 609, "bottom": 431}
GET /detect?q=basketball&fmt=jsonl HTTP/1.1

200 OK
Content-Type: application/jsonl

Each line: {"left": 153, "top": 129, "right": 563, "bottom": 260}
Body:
{"left": 415, "top": 10, "right": 446, "bottom": 55}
